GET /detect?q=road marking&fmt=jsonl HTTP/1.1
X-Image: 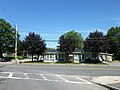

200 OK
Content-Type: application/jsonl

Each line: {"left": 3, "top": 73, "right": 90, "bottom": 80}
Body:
{"left": 56, "top": 75, "right": 69, "bottom": 82}
{"left": 40, "top": 74, "right": 48, "bottom": 80}
{"left": 48, "top": 79, "right": 58, "bottom": 82}
{"left": 0, "top": 72, "right": 93, "bottom": 84}
{"left": 12, "top": 77, "right": 25, "bottom": 79}
{"left": 0, "top": 72, "right": 12, "bottom": 74}
{"left": 76, "top": 77, "right": 93, "bottom": 84}
{"left": 0, "top": 76, "right": 9, "bottom": 78}
{"left": 24, "top": 73, "right": 29, "bottom": 79}
{"left": 8, "top": 73, "right": 13, "bottom": 78}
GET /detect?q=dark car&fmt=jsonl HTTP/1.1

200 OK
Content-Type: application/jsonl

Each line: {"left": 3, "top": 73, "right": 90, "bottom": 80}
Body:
{"left": 0, "top": 57, "right": 12, "bottom": 62}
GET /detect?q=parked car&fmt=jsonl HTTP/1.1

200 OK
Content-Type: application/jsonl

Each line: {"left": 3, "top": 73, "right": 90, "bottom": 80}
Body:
{"left": 0, "top": 57, "right": 12, "bottom": 62}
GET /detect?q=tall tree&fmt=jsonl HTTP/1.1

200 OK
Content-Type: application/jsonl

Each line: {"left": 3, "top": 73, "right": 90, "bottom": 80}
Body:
{"left": 17, "top": 40, "right": 25, "bottom": 56}
{"left": 58, "top": 30, "right": 84, "bottom": 62}
{"left": 64, "top": 30, "right": 84, "bottom": 48}
{"left": 84, "top": 30, "right": 109, "bottom": 61}
{"left": 107, "top": 27, "right": 120, "bottom": 60}
{"left": 0, "top": 18, "right": 17, "bottom": 57}
{"left": 23, "top": 32, "right": 46, "bottom": 61}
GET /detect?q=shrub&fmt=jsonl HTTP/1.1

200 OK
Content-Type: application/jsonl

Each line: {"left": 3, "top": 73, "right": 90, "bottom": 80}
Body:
{"left": 85, "top": 58, "right": 101, "bottom": 63}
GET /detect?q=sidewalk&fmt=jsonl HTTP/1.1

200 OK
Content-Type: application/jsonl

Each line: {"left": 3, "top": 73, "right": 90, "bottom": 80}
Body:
{"left": 0, "top": 60, "right": 17, "bottom": 67}
{"left": 103, "top": 61, "right": 120, "bottom": 67}
{"left": 92, "top": 76, "right": 120, "bottom": 90}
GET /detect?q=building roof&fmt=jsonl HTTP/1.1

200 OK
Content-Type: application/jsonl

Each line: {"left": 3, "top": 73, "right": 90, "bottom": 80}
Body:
{"left": 46, "top": 49, "right": 84, "bottom": 53}
{"left": 74, "top": 49, "right": 84, "bottom": 52}
{"left": 46, "top": 49, "right": 58, "bottom": 53}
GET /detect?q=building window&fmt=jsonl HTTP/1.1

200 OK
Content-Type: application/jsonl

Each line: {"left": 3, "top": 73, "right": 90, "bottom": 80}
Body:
{"left": 50, "top": 54, "right": 54, "bottom": 58}
{"left": 58, "top": 54, "right": 64, "bottom": 59}
{"left": 74, "top": 54, "right": 78, "bottom": 58}
{"left": 47, "top": 54, "right": 49, "bottom": 58}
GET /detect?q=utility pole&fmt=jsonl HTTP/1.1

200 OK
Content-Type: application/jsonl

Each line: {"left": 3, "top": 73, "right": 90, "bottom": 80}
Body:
{"left": 15, "top": 24, "right": 19, "bottom": 63}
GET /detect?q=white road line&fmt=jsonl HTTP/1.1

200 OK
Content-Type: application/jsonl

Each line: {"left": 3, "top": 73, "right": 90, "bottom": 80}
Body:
{"left": 24, "top": 73, "right": 29, "bottom": 79}
{"left": 0, "top": 72, "right": 12, "bottom": 74}
{"left": 40, "top": 74, "right": 48, "bottom": 80}
{"left": 76, "top": 77, "right": 93, "bottom": 84}
{"left": 35, "top": 78, "right": 41, "bottom": 81}
{"left": 8, "top": 72, "right": 13, "bottom": 78}
{"left": 56, "top": 75, "right": 69, "bottom": 82}
{"left": 65, "top": 81, "right": 88, "bottom": 84}
{"left": 0, "top": 72, "right": 93, "bottom": 84}
{"left": 0, "top": 76, "right": 9, "bottom": 78}
{"left": 56, "top": 75, "right": 92, "bottom": 84}
{"left": 12, "top": 77, "right": 24, "bottom": 79}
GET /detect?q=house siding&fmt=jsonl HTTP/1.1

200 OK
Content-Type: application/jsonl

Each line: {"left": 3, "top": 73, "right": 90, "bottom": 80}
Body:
{"left": 44, "top": 49, "right": 85, "bottom": 63}
{"left": 43, "top": 50, "right": 113, "bottom": 63}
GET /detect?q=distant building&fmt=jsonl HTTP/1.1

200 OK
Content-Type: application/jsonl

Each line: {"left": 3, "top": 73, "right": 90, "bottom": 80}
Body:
{"left": 98, "top": 52, "right": 113, "bottom": 62}
{"left": 2, "top": 49, "right": 113, "bottom": 63}
{"left": 43, "top": 49, "right": 113, "bottom": 63}
{"left": 44, "top": 49, "right": 84, "bottom": 63}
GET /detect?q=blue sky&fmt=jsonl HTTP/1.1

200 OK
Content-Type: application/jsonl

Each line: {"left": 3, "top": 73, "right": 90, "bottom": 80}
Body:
{"left": 0, "top": 0, "right": 120, "bottom": 48}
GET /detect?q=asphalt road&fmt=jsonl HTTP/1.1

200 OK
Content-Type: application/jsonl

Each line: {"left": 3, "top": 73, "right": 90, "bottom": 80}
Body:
{"left": 0, "top": 64, "right": 120, "bottom": 90}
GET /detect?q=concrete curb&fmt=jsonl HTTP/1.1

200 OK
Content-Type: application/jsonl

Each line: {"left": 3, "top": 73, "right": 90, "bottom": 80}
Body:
{"left": 92, "top": 82, "right": 120, "bottom": 90}
{"left": 91, "top": 76, "right": 120, "bottom": 90}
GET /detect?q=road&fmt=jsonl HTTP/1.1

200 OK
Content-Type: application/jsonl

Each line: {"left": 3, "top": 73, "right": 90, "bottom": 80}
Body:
{"left": 0, "top": 63, "right": 120, "bottom": 90}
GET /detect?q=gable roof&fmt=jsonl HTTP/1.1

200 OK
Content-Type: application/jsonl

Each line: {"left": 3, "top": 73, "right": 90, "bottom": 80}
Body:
{"left": 46, "top": 49, "right": 84, "bottom": 53}
{"left": 46, "top": 49, "right": 58, "bottom": 53}
{"left": 74, "top": 49, "right": 84, "bottom": 52}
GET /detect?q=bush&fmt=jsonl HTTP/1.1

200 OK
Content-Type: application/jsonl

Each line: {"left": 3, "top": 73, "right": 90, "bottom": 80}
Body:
{"left": 113, "top": 55, "right": 120, "bottom": 60}
{"left": 14, "top": 56, "right": 27, "bottom": 60}
{"left": 23, "top": 56, "right": 27, "bottom": 59}
{"left": 85, "top": 58, "right": 101, "bottom": 63}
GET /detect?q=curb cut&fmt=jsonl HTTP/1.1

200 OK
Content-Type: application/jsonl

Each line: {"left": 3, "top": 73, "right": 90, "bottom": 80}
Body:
{"left": 93, "top": 82, "right": 120, "bottom": 90}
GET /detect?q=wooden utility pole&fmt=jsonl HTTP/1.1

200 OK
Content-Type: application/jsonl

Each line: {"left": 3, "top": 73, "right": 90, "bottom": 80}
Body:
{"left": 15, "top": 24, "right": 19, "bottom": 63}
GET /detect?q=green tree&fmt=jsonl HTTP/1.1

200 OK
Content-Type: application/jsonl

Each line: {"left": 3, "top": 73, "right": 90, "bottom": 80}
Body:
{"left": 23, "top": 32, "right": 46, "bottom": 61}
{"left": 84, "top": 30, "right": 110, "bottom": 62}
{"left": 17, "top": 40, "right": 25, "bottom": 56}
{"left": 0, "top": 18, "right": 16, "bottom": 57}
{"left": 58, "top": 30, "right": 84, "bottom": 62}
{"left": 64, "top": 30, "right": 84, "bottom": 48}
{"left": 107, "top": 27, "right": 120, "bottom": 60}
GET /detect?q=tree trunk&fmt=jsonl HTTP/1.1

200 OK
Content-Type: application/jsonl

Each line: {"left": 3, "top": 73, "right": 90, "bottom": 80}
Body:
{"left": 32, "top": 54, "right": 34, "bottom": 62}
{"left": 0, "top": 52, "right": 3, "bottom": 58}
{"left": 95, "top": 52, "right": 99, "bottom": 63}
{"left": 37, "top": 54, "right": 39, "bottom": 61}
{"left": 64, "top": 52, "right": 69, "bottom": 63}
